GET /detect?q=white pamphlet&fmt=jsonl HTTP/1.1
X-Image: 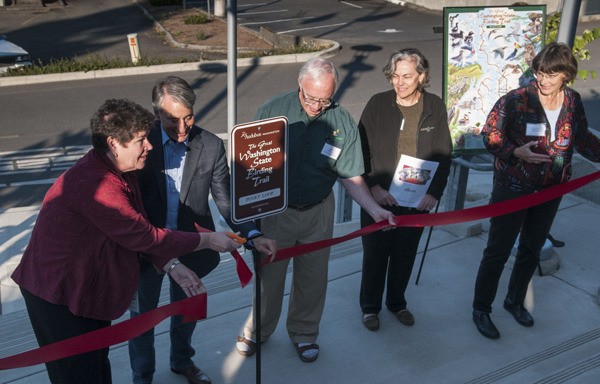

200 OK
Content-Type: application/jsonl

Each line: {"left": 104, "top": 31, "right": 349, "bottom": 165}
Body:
{"left": 388, "top": 155, "right": 439, "bottom": 208}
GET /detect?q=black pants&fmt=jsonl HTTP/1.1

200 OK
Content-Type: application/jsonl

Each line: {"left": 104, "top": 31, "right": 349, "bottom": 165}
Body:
{"left": 360, "top": 205, "right": 426, "bottom": 314}
{"left": 20, "top": 288, "right": 112, "bottom": 384}
{"left": 473, "top": 185, "right": 562, "bottom": 313}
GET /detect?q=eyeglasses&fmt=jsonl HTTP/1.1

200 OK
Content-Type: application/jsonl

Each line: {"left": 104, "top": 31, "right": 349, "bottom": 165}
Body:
{"left": 300, "top": 88, "right": 333, "bottom": 108}
{"left": 534, "top": 72, "right": 561, "bottom": 81}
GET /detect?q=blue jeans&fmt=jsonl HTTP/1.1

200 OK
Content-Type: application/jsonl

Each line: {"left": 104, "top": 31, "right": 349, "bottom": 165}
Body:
{"left": 473, "top": 184, "right": 562, "bottom": 313}
{"left": 128, "top": 262, "right": 196, "bottom": 384}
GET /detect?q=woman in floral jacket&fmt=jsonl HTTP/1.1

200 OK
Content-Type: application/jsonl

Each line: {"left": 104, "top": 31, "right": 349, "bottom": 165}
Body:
{"left": 472, "top": 42, "right": 600, "bottom": 340}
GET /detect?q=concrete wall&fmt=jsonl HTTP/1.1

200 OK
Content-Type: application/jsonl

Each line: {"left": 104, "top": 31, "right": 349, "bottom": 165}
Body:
{"left": 386, "top": 0, "right": 598, "bottom": 16}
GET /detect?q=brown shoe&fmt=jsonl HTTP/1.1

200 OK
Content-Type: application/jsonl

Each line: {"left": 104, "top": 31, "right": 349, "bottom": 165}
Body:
{"left": 171, "top": 364, "right": 211, "bottom": 384}
{"left": 396, "top": 309, "right": 415, "bottom": 326}
{"left": 362, "top": 313, "right": 380, "bottom": 331}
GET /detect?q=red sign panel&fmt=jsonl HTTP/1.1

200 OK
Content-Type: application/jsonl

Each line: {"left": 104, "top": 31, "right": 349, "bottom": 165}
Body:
{"left": 230, "top": 117, "right": 288, "bottom": 223}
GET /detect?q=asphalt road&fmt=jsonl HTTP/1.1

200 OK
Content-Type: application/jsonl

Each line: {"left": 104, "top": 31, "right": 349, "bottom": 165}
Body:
{"left": 0, "top": 0, "right": 203, "bottom": 63}
{"left": 0, "top": 0, "right": 444, "bottom": 208}
{"left": 1, "top": 0, "right": 599, "bottom": 209}
{"left": 0, "top": 0, "right": 443, "bottom": 150}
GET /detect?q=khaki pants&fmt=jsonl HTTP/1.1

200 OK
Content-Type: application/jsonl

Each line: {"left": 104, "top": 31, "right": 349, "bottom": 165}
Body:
{"left": 243, "top": 192, "right": 334, "bottom": 344}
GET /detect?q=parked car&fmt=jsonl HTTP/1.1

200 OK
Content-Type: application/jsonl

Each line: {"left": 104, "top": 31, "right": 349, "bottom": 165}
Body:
{"left": 0, "top": 35, "right": 32, "bottom": 74}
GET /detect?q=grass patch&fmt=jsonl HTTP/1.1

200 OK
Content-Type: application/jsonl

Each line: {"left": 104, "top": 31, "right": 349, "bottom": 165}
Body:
{"left": 5, "top": 54, "right": 194, "bottom": 77}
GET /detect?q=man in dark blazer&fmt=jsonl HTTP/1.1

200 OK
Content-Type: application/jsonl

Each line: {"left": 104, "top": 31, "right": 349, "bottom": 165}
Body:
{"left": 128, "top": 76, "right": 276, "bottom": 384}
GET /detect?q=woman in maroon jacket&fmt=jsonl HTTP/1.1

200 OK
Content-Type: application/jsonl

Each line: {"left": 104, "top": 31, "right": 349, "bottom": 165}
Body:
{"left": 11, "top": 99, "right": 240, "bottom": 384}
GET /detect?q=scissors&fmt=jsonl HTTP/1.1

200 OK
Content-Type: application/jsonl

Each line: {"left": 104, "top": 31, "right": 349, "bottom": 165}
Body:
{"left": 226, "top": 232, "right": 247, "bottom": 245}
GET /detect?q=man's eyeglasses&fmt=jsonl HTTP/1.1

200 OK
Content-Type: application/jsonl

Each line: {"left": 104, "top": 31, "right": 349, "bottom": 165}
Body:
{"left": 300, "top": 88, "right": 333, "bottom": 108}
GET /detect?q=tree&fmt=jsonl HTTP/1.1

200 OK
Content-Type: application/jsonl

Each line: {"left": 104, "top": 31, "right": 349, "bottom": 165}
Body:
{"left": 545, "top": 12, "right": 600, "bottom": 81}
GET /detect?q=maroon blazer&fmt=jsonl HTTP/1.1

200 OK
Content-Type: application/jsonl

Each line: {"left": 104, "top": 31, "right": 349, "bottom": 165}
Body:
{"left": 11, "top": 150, "right": 200, "bottom": 321}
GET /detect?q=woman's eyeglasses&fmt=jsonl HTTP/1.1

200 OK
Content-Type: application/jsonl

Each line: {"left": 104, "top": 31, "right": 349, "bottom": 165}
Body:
{"left": 534, "top": 72, "right": 560, "bottom": 81}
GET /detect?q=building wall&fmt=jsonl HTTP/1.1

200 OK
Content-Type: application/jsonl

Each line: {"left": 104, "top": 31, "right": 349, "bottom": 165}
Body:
{"left": 387, "top": 0, "right": 600, "bottom": 17}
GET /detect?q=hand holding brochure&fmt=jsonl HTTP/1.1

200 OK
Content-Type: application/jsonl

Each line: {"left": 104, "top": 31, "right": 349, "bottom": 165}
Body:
{"left": 388, "top": 155, "right": 439, "bottom": 208}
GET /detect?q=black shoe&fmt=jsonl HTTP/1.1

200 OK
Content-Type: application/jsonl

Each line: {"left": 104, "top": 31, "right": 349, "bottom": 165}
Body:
{"left": 171, "top": 364, "right": 211, "bottom": 384}
{"left": 472, "top": 310, "right": 500, "bottom": 339}
{"left": 548, "top": 234, "right": 565, "bottom": 248}
{"left": 503, "top": 298, "right": 534, "bottom": 327}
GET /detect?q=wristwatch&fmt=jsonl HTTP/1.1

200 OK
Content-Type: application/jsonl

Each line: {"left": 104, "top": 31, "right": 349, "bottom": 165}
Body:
{"left": 245, "top": 231, "right": 264, "bottom": 249}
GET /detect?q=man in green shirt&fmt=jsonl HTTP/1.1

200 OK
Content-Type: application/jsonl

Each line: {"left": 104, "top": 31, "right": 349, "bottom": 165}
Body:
{"left": 236, "top": 58, "right": 395, "bottom": 362}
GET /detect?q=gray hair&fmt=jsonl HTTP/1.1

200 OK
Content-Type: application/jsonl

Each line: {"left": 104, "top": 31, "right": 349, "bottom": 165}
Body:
{"left": 152, "top": 76, "right": 196, "bottom": 112}
{"left": 382, "top": 48, "right": 431, "bottom": 91}
{"left": 298, "top": 58, "right": 339, "bottom": 90}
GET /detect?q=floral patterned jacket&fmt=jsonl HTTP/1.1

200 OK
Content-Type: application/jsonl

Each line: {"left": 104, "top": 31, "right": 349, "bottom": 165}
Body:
{"left": 483, "top": 84, "right": 600, "bottom": 193}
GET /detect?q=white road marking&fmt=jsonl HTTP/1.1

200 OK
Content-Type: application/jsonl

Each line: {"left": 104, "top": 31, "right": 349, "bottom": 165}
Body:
{"left": 277, "top": 23, "right": 347, "bottom": 35}
{"left": 238, "top": 3, "right": 268, "bottom": 7}
{"left": 240, "top": 16, "right": 316, "bottom": 26}
{"left": 240, "top": 9, "right": 288, "bottom": 15}
{"left": 341, "top": 1, "right": 362, "bottom": 9}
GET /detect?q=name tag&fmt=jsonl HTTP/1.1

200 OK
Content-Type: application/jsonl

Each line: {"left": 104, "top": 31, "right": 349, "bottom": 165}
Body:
{"left": 526, "top": 123, "right": 546, "bottom": 137}
{"left": 321, "top": 143, "right": 341, "bottom": 160}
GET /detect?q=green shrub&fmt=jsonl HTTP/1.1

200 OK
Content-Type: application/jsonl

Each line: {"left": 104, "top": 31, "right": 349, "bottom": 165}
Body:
{"left": 196, "top": 30, "right": 208, "bottom": 41}
{"left": 184, "top": 12, "right": 209, "bottom": 25}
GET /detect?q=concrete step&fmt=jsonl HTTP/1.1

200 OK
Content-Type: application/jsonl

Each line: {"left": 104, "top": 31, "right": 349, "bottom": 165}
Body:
{"left": 0, "top": 238, "right": 361, "bottom": 361}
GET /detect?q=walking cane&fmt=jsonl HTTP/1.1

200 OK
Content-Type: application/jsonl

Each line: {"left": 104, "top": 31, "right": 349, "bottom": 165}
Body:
{"left": 415, "top": 199, "right": 441, "bottom": 285}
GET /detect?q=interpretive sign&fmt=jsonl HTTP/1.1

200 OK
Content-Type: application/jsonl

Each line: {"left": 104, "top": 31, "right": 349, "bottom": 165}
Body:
{"left": 230, "top": 117, "right": 288, "bottom": 223}
{"left": 443, "top": 5, "right": 546, "bottom": 154}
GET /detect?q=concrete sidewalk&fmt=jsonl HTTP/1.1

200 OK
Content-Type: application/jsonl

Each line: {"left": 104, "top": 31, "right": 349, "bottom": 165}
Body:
{"left": 1, "top": 1, "right": 600, "bottom": 381}
{"left": 1, "top": 168, "right": 600, "bottom": 383}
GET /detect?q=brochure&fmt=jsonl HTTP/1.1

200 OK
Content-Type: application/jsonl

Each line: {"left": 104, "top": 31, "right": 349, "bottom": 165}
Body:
{"left": 389, "top": 155, "right": 439, "bottom": 208}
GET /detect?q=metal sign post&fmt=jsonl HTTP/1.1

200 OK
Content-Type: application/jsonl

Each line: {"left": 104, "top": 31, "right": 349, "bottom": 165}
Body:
{"left": 230, "top": 117, "right": 288, "bottom": 384}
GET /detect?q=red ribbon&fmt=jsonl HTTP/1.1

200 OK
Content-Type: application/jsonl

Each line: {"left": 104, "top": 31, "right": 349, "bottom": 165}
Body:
{"left": 2, "top": 171, "right": 598, "bottom": 371}
{"left": 0, "top": 225, "right": 252, "bottom": 371}
{"left": 194, "top": 224, "right": 253, "bottom": 288}
{"left": 0, "top": 294, "right": 206, "bottom": 370}
{"left": 262, "top": 171, "right": 600, "bottom": 266}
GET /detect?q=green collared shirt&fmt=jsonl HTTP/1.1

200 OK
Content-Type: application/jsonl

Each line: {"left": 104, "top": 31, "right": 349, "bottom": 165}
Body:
{"left": 255, "top": 89, "right": 364, "bottom": 206}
